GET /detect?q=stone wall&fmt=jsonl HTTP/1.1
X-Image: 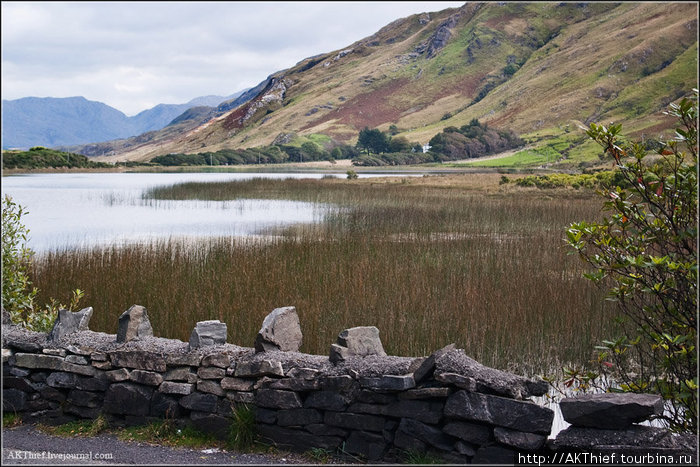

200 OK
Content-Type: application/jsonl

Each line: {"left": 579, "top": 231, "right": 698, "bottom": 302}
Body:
{"left": 1, "top": 306, "right": 696, "bottom": 464}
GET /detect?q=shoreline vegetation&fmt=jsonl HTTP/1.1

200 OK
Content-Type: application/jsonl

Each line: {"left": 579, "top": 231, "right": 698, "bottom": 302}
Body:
{"left": 29, "top": 173, "right": 616, "bottom": 377}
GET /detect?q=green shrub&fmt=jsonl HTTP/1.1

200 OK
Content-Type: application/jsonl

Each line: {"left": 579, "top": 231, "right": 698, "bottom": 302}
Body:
{"left": 2, "top": 195, "right": 37, "bottom": 320}
{"left": 567, "top": 91, "right": 697, "bottom": 433}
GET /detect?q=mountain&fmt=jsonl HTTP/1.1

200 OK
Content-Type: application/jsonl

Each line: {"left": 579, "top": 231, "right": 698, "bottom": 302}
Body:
{"left": 1, "top": 93, "right": 243, "bottom": 149}
{"left": 78, "top": 3, "right": 700, "bottom": 162}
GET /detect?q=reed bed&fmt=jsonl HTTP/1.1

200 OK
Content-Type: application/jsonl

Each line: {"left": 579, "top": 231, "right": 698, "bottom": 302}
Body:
{"left": 31, "top": 175, "right": 615, "bottom": 376}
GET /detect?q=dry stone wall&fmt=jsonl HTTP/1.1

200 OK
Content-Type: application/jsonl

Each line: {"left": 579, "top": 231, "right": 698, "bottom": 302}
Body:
{"left": 1, "top": 305, "right": 696, "bottom": 464}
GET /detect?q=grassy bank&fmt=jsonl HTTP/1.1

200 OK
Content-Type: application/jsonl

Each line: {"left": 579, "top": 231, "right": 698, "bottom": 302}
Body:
{"left": 30, "top": 174, "right": 614, "bottom": 376}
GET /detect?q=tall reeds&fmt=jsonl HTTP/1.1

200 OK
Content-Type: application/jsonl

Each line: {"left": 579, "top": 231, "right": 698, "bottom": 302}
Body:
{"left": 31, "top": 176, "right": 614, "bottom": 376}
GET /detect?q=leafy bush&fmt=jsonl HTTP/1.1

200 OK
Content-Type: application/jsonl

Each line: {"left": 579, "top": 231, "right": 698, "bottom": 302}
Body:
{"left": 566, "top": 91, "right": 697, "bottom": 433}
{"left": 2, "top": 195, "right": 37, "bottom": 320}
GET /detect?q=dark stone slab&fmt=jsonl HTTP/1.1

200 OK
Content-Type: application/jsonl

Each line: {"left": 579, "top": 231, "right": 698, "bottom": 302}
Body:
{"left": 345, "top": 430, "right": 386, "bottom": 461}
{"left": 551, "top": 425, "right": 698, "bottom": 453}
{"left": 276, "top": 408, "right": 322, "bottom": 426}
{"left": 560, "top": 393, "right": 665, "bottom": 429}
{"left": 304, "top": 391, "right": 351, "bottom": 411}
{"left": 324, "top": 411, "right": 386, "bottom": 432}
{"left": 442, "top": 421, "right": 492, "bottom": 445}
{"left": 257, "top": 424, "right": 343, "bottom": 451}
{"left": 179, "top": 392, "right": 219, "bottom": 412}
{"left": 436, "top": 348, "right": 548, "bottom": 398}
{"left": 103, "top": 383, "right": 153, "bottom": 416}
{"left": 109, "top": 351, "right": 166, "bottom": 372}
{"left": 493, "top": 426, "right": 547, "bottom": 451}
{"left": 48, "top": 307, "right": 93, "bottom": 341}
{"left": 398, "top": 418, "right": 453, "bottom": 451}
{"left": 255, "top": 389, "right": 302, "bottom": 409}
{"left": 444, "top": 390, "right": 554, "bottom": 435}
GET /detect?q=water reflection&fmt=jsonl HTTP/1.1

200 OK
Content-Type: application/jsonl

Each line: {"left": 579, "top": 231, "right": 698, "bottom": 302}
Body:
{"left": 1, "top": 172, "right": 343, "bottom": 253}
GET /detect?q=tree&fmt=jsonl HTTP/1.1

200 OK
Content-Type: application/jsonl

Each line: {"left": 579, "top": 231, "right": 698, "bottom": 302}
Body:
{"left": 566, "top": 91, "right": 697, "bottom": 433}
{"left": 357, "top": 127, "right": 388, "bottom": 155}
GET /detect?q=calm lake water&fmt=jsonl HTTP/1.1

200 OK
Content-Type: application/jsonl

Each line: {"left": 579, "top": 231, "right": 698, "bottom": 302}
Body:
{"left": 1, "top": 172, "right": 379, "bottom": 253}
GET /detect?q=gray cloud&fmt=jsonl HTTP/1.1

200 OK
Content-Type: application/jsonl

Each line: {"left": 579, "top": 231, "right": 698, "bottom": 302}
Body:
{"left": 2, "top": 1, "right": 464, "bottom": 115}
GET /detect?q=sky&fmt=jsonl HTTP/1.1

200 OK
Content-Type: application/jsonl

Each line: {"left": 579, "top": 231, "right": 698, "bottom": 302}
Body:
{"left": 1, "top": 1, "right": 465, "bottom": 116}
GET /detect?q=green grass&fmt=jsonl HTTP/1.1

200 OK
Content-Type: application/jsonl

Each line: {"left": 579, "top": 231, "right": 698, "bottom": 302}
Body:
{"left": 3, "top": 413, "right": 22, "bottom": 428}
{"left": 30, "top": 176, "right": 615, "bottom": 376}
{"left": 463, "top": 146, "right": 561, "bottom": 167}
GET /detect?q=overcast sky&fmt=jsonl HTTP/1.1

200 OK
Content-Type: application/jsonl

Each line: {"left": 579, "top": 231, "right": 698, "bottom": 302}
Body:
{"left": 2, "top": 1, "right": 464, "bottom": 116}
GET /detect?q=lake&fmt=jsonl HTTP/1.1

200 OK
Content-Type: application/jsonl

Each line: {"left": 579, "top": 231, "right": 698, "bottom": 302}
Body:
{"left": 1, "top": 172, "right": 393, "bottom": 253}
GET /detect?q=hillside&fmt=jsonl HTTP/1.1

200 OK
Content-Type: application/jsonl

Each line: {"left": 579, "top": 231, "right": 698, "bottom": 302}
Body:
{"left": 1, "top": 93, "right": 242, "bottom": 150}
{"left": 88, "top": 2, "right": 697, "bottom": 163}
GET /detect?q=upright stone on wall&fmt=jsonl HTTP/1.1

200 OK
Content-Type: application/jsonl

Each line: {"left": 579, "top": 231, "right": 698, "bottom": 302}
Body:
{"left": 116, "top": 305, "right": 153, "bottom": 343}
{"left": 254, "top": 306, "right": 303, "bottom": 353}
{"left": 330, "top": 326, "right": 387, "bottom": 363}
{"left": 189, "top": 320, "right": 227, "bottom": 350}
{"left": 48, "top": 307, "right": 93, "bottom": 341}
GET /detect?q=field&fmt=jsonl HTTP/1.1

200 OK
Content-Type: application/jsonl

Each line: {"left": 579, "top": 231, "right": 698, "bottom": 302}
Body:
{"left": 29, "top": 173, "right": 615, "bottom": 377}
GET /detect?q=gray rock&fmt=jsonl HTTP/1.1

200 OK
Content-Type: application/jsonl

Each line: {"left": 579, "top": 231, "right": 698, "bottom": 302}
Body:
{"left": 190, "top": 412, "right": 231, "bottom": 440}
{"left": 129, "top": 369, "right": 163, "bottom": 386}
{"left": 398, "top": 418, "right": 452, "bottom": 451}
{"left": 197, "top": 380, "right": 225, "bottom": 397}
{"left": 442, "top": 421, "right": 492, "bottom": 446}
{"left": 3, "top": 388, "right": 27, "bottom": 411}
{"left": 444, "top": 390, "right": 554, "bottom": 435}
{"left": 387, "top": 400, "right": 443, "bottom": 424}
{"left": 436, "top": 348, "right": 548, "bottom": 399}
{"left": 48, "top": 307, "right": 93, "bottom": 341}
{"left": 345, "top": 430, "right": 387, "bottom": 461}
{"left": 220, "top": 377, "right": 255, "bottom": 392}
{"left": 277, "top": 408, "right": 323, "bottom": 426}
{"left": 159, "top": 381, "right": 194, "bottom": 395}
{"left": 258, "top": 424, "right": 343, "bottom": 451}
{"left": 14, "top": 353, "right": 64, "bottom": 370}
{"left": 150, "top": 392, "right": 181, "bottom": 419}
{"left": 254, "top": 306, "right": 302, "bottom": 353}
{"left": 494, "top": 427, "right": 547, "bottom": 451}
{"left": 551, "top": 425, "right": 697, "bottom": 454}
{"left": 200, "top": 353, "right": 231, "bottom": 368}
{"left": 560, "top": 393, "right": 665, "bottom": 429}
{"left": 411, "top": 343, "right": 456, "bottom": 383}
{"left": 359, "top": 374, "right": 416, "bottom": 391}
{"left": 255, "top": 389, "right": 302, "bottom": 409}
{"left": 304, "top": 391, "right": 352, "bottom": 411}
{"left": 66, "top": 389, "right": 102, "bottom": 408}
{"left": 103, "top": 383, "right": 153, "bottom": 416}
{"left": 109, "top": 350, "right": 166, "bottom": 372}
{"left": 116, "top": 305, "right": 153, "bottom": 343}
{"left": 45, "top": 371, "right": 79, "bottom": 388}
{"left": 179, "top": 392, "right": 219, "bottom": 412}
{"left": 197, "top": 366, "right": 225, "bottom": 379}
{"left": 324, "top": 411, "right": 386, "bottom": 432}
{"left": 234, "top": 359, "right": 284, "bottom": 377}
{"left": 330, "top": 326, "right": 387, "bottom": 363}
{"left": 188, "top": 320, "right": 227, "bottom": 350}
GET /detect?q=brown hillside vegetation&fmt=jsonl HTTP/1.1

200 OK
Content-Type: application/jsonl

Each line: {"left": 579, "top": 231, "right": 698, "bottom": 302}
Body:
{"left": 92, "top": 2, "right": 697, "bottom": 162}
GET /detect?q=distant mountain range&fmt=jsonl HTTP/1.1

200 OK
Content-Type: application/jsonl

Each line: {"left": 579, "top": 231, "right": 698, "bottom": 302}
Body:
{"left": 4, "top": 2, "right": 697, "bottom": 163}
{"left": 1, "top": 93, "right": 244, "bottom": 149}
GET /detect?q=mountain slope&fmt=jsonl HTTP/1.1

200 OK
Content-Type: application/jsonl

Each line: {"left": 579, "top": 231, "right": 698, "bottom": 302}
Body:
{"left": 93, "top": 2, "right": 698, "bottom": 162}
{"left": 1, "top": 93, "right": 242, "bottom": 149}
